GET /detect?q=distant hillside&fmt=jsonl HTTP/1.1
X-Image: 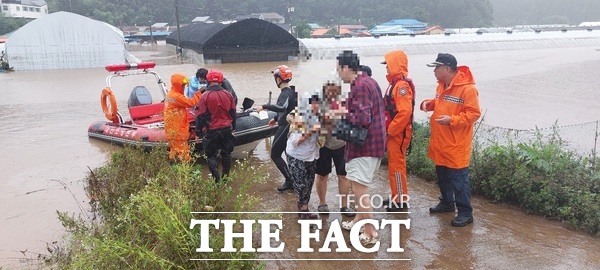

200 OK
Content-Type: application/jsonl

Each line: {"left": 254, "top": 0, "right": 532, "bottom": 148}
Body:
{"left": 4, "top": 0, "right": 499, "bottom": 35}
{"left": 490, "top": 0, "right": 600, "bottom": 26}
{"left": 44, "top": 0, "right": 494, "bottom": 29}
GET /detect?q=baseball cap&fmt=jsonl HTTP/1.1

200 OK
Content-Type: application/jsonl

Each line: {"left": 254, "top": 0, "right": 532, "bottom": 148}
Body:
{"left": 426, "top": 53, "right": 457, "bottom": 67}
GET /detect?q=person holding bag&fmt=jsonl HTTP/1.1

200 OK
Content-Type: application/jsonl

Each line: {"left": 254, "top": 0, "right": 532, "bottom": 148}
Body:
{"left": 315, "top": 81, "right": 356, "bottom": 217}
{"left": 335, "top": 50, "right": 386, "bottom": 246}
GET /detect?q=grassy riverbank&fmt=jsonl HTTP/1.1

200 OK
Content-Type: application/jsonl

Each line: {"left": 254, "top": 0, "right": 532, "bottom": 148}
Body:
{"left": 50, "top": 147, "right": 266, "bottom": 269}
{"left": 408, "top": 121, "right": 600, "bottom": 236}
{"left": 48, "top": 120, "right": 599, "bottom": 268}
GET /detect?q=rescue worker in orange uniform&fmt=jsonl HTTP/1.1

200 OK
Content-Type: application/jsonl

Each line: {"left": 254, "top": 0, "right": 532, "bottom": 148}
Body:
{"left": 164, "top": 73, "right": 201, "bottom": 162}
{"left": 422, "top": 53, "right": 481, "bottom": 227}
{"left": 381, "top": 50, "right": 415, "bottom": 211}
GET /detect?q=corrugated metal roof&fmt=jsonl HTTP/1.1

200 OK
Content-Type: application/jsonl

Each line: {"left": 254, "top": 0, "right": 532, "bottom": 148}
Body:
{"left": 152, "top": 23, "right": 168, "bottom": 28}
{"left": 369, "top": 25, "right": 412, "bottom": 35}
{"left": 251, "top": 12, "right": 284, "bottom": 20}
{"left": 234, "top": 14, "right": 262, "bottom": 21}
{"left": 382, "top": 19, "right": 426, "bottom": 26}
{"left": 192, "top": 16, "right": 210, "bottom": 22}
{"left": 311, "top": 28, "right": 330, "bottom": 36}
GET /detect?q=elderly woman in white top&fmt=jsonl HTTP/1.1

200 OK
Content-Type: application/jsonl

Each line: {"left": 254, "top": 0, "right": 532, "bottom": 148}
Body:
{"left": 286, "top": 92, "right": 322, "bottom": 219}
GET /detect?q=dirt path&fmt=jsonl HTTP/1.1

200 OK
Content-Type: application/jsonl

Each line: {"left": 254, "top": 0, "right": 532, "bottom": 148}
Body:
{"left": 246, "top": 154, "right": 600, "bottom": 269}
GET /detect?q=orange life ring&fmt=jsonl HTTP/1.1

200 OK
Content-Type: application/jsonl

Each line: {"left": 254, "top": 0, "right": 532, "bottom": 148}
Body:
{"left": 101, "top": 87, "right": 118, "bottom": 122}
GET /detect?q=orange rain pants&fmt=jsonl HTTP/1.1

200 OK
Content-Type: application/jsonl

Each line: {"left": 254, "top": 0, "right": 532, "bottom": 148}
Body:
{"left": 387, "top": 136, "right": 410, "bottom": 203}
{"left": 383, "top": 50, "right": 414, "bottom": 204}
{"left": 168, "top": 140, "right": 191, "bottom": 162}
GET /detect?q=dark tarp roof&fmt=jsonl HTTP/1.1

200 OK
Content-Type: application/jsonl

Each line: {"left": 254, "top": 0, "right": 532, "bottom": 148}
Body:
{"left": 167, "top": 18, "right": 298, "bottom": 63}
{"left": 166, "top": 22, "right": 227, "bottom": 52}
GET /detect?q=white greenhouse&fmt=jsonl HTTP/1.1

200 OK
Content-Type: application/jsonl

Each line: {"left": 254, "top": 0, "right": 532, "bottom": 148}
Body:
{"left": 299, "top": 30, "right": 600, "bottom": 60}
{"left": 5, "top": 11, "right": 125, "bottom": 70}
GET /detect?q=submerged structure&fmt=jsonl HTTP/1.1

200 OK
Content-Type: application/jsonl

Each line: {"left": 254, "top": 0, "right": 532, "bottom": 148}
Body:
{"left": 166, "top": 18, "right": 298, "bottom": 63}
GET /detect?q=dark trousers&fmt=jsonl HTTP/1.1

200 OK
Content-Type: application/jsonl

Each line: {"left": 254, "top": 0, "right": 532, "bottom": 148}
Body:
{"left": 271, "top": 124, "right": 292, "bottom": 184}
{"left": 202, "top": 127, "right": 235, "bottom": 183}
{"left": 287, "top": 154, "right": 316, "bottom": 206}
{"left": 436, "top": 166, "right": 473, "bottom": 217}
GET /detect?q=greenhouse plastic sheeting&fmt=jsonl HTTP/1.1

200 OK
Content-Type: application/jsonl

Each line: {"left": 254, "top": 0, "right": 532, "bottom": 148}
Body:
{"left": 299, "top": 30, "right": 600, "bottom": 60}
{"left": 5, "top": 11, "right": 125, "bottom": 71}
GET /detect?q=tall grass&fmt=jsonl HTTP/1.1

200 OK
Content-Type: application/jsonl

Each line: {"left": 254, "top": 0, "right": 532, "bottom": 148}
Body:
{"left": 408, "top": 121, "right": 600, "bottom": 236}
{"left": 51, "top": 146, "right": 267, "bottom": 269}
{"left": 407, "top": 122, "right": 436, "bottom": 181}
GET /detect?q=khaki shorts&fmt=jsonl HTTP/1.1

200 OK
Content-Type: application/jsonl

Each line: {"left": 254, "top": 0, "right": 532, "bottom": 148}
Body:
{"left": 345, "top": 157, "right": 382, "bottom": 186}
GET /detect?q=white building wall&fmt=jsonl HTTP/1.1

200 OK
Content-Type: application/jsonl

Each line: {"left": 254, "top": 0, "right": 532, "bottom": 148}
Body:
{"left": 1, "top": 0, "right": 48, "bottom": 19}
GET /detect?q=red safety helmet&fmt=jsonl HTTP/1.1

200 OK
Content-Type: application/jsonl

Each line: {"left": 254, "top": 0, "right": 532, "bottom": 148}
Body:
{"left": 272, "top": 65, "right": 293, "bottom": 82}
{"left": 206, "top": 69, "right": 224, "bottom": 83}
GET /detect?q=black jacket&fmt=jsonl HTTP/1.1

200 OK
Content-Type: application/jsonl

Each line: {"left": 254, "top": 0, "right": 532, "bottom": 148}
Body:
{"left": 221, "top": 78, "right": 238, "bottom": 106}
{"left": 262, "top": 86, "right": 297, "bottom": 127}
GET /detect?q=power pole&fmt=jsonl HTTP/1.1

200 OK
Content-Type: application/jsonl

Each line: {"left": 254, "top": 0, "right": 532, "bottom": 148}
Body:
{"left": 337, "top": 2, "right": 341, "bottom": 35}
{"left": 146, "top": 3, "right": 154, "bottom": 45}
{"left": 287, "top": 6, "right": 295, "bottom": 37}
{"left": 175, "top": 0, "right": 182, "bottom": 55}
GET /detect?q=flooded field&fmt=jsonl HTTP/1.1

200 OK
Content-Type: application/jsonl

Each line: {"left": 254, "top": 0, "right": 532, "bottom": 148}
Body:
{"left": 1, "top": 44, "right": 599, "bottom": 268}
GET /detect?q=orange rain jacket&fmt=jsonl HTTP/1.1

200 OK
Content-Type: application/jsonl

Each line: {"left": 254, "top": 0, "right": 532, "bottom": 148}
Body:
{"left": 164, "top": 73, "right": 201, "bottom": 142}
{"left": 384, "top": 50, "right": 414, "bottom": 140}
{"left": 384, "top": 50, "right": 414, "bottom": 201}
{"left": 421, "top": 66, "right": 481, "bottom": 169}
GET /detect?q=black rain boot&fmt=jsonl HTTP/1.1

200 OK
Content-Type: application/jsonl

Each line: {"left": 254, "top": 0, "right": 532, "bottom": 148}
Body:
{"left": 277, "top": 179, "right": 294, "bottom": 192}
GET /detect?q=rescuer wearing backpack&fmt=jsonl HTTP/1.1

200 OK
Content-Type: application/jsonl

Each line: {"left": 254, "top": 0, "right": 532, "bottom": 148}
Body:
{"left": 381, "top": 49, "right": 415, "bottom": 212}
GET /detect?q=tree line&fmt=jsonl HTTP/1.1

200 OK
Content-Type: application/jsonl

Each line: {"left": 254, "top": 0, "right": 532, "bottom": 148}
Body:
{"left": 3, "top": 0, "right": 598, "bottom": 36}
{"left": 46, "top": 0, "right": 496, "bottom": 29}
{"left": 2, "top": 0, "right": 495, "bottom": 35}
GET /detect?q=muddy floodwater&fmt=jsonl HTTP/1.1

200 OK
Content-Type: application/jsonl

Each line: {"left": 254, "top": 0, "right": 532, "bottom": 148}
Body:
{"left": 1, "top": 44, "right": 600, "bottom": 269}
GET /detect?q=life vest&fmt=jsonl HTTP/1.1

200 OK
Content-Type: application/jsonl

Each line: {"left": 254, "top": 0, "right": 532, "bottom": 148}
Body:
{"left": 384, "top": 78, "right": 416, "bottom": 130}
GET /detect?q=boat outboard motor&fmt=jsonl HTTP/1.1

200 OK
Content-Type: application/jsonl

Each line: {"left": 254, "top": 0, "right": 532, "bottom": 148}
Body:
{"left": 127, "top": 86, "right": 153, "bottom": 108}
{"left": 242, "top": 98, "right": 254, "bottom": 111}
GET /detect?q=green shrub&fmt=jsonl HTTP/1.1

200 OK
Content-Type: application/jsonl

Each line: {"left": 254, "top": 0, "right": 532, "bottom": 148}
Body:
{"left": 52, "top": 146, "right": 267, "bottom": 269}
{"left": 408, "top": 121, "right": 600, "bottom": 236}
{"left": 407, "top": 122, "right": 436, "bottom": 181}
